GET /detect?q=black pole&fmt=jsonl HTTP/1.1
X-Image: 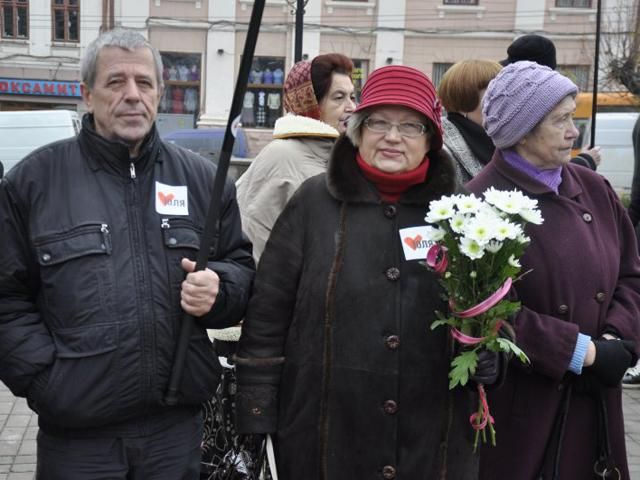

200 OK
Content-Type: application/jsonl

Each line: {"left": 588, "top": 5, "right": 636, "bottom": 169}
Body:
{"left": 164, "top": 0, "right": 266, "bottom": 406}
{"left": 590, "top": 0, "right": 602, "bottom": 148}
{"left": 294, "top": 0, "right": 304, "bottom": 62}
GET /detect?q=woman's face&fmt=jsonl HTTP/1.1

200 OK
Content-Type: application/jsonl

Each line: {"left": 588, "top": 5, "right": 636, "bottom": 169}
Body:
{"left": 466, "top": 88, "right": 486, "bottom": 126}
{"left": 359, "top": 105, "right": 431, "bottom": 174}
{"left": 515, "top": 95, "right": 579, "bottom": 169}
{"left": 318, "top": 72, "right": 356, "bottom": 133}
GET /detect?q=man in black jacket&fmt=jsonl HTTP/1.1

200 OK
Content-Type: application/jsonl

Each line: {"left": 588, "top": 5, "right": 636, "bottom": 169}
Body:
{"left": 623, "top": 114, "right": 640, "bottom": 388}
{"left": 0, "top": 29, "right": 255, "bottom": 479}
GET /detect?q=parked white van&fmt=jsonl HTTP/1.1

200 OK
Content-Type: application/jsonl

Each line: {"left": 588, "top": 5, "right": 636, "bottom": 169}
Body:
{"left": 581, "top": 111, "right": 639, "bottom": 193}
{"left": 0, "top": 110, "right": 81, "bottom": 176}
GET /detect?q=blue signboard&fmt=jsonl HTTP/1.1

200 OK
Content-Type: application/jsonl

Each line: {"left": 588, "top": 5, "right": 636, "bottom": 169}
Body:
{"left": 0, "top": 78, "right": 82, "bottom": 98}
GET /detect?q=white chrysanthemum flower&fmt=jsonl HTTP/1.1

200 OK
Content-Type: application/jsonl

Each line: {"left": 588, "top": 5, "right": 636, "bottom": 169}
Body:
{"left": 456, "top": 194, "right": 482, "bottom": 214}
{"left": 459, "top": 237, "right": 485, "bottom": 260}
{"left": 464, "top": 217, "right": 499, "bottom": 245}
{"left": 516, "top": 233, "right": 531, "bottom": 244}
{"left": 489, "top": 191, "right": 526, "bottom": 215}
{"left": 494, "top": 220, "right": 522, "bottom": 241}
{"left": 483, "top": 187, "right": 508, "bottom": 207}
{"left": 509, "top": 189, "right": 539, "bottom": 211}
{"left": 425, "top": 196, "right": 458, "bottom": 222}
{"left": 424, "top": 226, "right": 446, "bottom": 242}
{"left": 508, "top": 254, "right": 521, "bottom": 268}
{"left": 519, "top": 208, "right": 544, "bottom": 225}
{"left": 449, "top": 214, "right": 467, "bottom": 234}
{"left": 469, "top": 271, "right": 477, "bottom": 278}
{"left": 485, "top": 240, "right": 503, "bottom": 253}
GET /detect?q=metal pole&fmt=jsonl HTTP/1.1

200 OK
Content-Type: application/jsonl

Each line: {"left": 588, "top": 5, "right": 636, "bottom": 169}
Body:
{"left": 294, "top": 0, "right": 304, "bottom": 62}
{"left": 164, "top": 0, "right": 266, "bottom": 406}
{"left": 590, "top": 0, "right": 602, "bottom": 148}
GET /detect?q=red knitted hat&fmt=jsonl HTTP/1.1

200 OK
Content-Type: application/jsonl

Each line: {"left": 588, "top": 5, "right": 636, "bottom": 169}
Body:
{"left": 355, "top": 65, "right": 443, "bottom": 151}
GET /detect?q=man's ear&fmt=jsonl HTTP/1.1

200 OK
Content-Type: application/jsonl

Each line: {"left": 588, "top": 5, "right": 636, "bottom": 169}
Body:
{"left": 81, "top": 83, "right": 93, "bottom": 113}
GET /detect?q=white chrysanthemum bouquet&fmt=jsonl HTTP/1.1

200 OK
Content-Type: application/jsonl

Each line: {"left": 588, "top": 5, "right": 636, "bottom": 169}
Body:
{"left": 424, "top": 187, "right": 542, "bottom": 449}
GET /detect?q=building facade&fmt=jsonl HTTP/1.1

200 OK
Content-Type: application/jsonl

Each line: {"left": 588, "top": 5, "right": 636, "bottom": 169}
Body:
{"left": 0, "top": 0, "right": 626, "bottom": 133}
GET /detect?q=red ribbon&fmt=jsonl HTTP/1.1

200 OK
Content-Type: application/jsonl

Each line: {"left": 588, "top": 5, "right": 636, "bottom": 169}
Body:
{"left": 469, "top": 384, "right": 494, "bottom": 430}
{"left": 450, "top": 277, "right": 512, "bottom": 318}
{"left": 426, "top": 244, "right": 448, "bottom": 274}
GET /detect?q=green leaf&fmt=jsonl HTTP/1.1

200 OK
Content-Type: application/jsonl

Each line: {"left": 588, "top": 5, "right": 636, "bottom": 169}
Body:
{"left": 449, "top": 350, "right": 478, "bottom": 389}
{"left": 496, "top": 338, "right": 530, "bottom": 364}
{"left": 430, "top": 317, "right": 457, "bottom": 330}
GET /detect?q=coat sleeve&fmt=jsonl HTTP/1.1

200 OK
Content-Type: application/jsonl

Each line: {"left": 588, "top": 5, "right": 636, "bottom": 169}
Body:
{"left": 0, "top": 179, "right": 56, "bottom": 397}
{"left": 234, "top": 186, "right": 307, "bottom": 434}
{"left": 600, "top": 184, "right": 640, "bottom": 349}
{"left": 198, "top": 181, "right": 256, "bottom": 329}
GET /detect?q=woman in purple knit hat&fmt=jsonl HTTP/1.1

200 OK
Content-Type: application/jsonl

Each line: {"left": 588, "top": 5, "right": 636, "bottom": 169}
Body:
{"left": 467, "top": 60, "right": 640, "bottom": 480}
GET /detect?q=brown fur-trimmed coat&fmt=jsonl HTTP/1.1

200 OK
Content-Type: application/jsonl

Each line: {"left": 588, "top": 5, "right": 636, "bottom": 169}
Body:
{"left": 236, "top": 136, "right": 480, "bottom": 480}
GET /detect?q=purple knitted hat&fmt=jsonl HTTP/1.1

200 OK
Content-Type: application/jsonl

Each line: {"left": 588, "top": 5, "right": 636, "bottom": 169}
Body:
{"left": 482, "top": 60, "right": 578, "bottom": 149}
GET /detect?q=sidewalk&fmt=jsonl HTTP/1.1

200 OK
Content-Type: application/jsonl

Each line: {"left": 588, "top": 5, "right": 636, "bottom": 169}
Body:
{"left": 2, "top": 381, "right": 640, "bottom": 479}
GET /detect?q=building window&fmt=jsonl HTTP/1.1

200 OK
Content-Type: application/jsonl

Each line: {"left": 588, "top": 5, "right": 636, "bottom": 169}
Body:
{"left": 443, "top": 0, "right": 479, "bottom": 5}
{"left": 242, "top": 56, "right": 285, "bottom": 129}
{"left": 352, "top": 59, "right": 369, "bottom": 103}
{"left": 1, "top": 0, "right": 28, "bottom": 39}
{"left": 558, "top": 65, "right": 590, "bottom": 91}
{"left": 432, "top": 63, "right": 453, "bottom": 87}
{"left": 52, "top": 0, "right": 79, "bottom": 42}
{"left": 555, "top": 0, "right": 591, "bottom": 7}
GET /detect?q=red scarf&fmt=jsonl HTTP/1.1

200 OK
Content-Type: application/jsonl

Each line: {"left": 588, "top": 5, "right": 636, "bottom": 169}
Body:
{"left": 356, "top": 152, "right": 430, "bottom": 202}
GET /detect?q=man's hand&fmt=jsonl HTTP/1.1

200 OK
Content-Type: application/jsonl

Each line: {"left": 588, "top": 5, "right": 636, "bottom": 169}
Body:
{"left": 180, "top": 258, "right": 219, "bottom": 317}
{"left": 580, "top": 146, "right": 602, "bottom": 167}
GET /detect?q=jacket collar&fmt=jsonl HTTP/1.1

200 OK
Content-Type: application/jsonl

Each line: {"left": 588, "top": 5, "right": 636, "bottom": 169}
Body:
{"left": 326, "top": 135, "right": 459, "bottom": 204}
{"left": 492, "top": 149, "right": 583, "bottom": 199}
{"left": 272, "top": 114, "right": 339, "bottom": 140}
{"left": 79, "top": 113, "right": 161, "bottom": 176}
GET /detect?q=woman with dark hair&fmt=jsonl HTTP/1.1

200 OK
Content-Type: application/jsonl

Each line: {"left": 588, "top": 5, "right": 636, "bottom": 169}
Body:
{"left": 235, "top": 65, "right": 500, "bottom": 479}
{"left": 237, "top": 53, "right": 355, "bottom": 261}
{"left": 437, "top": 59, "right": 501, "bottom": 183}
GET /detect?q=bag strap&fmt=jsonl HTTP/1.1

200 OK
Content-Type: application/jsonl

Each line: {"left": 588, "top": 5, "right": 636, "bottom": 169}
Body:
{"left": 593, "top": 390, "right": 621, "bottom": 479}
{"left": 266, "top": 434, "right": 279, "bottom": 480}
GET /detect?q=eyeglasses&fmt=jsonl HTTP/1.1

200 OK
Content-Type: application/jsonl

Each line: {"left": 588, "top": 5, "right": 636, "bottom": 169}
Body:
{"left": 364, "top": 118, "right": 428, "bottom": 138}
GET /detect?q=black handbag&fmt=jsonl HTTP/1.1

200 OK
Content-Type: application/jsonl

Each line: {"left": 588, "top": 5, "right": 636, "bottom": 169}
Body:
{"left": 200, "top": 343, "right": 273, "bottom": 480}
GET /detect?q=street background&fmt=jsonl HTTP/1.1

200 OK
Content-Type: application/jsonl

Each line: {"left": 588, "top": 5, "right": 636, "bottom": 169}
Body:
{"left": 1, "top": 381, "right": 639, "bottom": 479}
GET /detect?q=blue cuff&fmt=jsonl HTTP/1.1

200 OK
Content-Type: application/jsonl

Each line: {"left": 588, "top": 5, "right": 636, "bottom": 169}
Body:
{"left": 568, "top": 333, "right": 592, "bottom": 375}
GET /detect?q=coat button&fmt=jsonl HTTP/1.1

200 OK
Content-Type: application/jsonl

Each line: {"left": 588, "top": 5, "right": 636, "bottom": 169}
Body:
{"left": 383, "top": 400, "right": 398, "bottom": 414}
{"left": 582, "top": 212, "right": 593, "bottom": 223}
{"left": 41, "top": 253, "right": 51, "bottom": 263}
{"left": 385, "top": 335, "right": 400, "bottom": 350}
{"left": 385, "top": 267, "right": 400, "bottom": 281}
{"left": 383, "top": 205, "right": 397, "bottom": 218}
{"left": 168, "top": 237, "right": 178, "bottom": 246}
{"left": 595, "top": 292, "right": 606, "bottom": 303}
{"left": 382, "top": 465, "right": 397, "bottom": 479}
{"left": 557, "top": 304, "right": 569, "bottom": 314}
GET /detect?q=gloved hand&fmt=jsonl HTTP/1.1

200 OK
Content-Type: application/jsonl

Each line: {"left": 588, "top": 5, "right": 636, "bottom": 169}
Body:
{"left": 470, "top": 349, "right": 500, "bottom": 385}
{"left": 586, "top": 339, "right": 636, "bottom": 387}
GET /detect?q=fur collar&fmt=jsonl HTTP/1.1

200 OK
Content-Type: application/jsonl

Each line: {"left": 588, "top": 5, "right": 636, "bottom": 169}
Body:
{"left": 326, "top": 135, "right": 460, "bottom": 204}
{"left": 272, "top": 114, "right": 339, "bottom": 140}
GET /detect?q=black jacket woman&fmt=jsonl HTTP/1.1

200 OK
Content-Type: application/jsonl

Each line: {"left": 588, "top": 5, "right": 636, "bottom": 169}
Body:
{"left": 235, "top": 65, "right": 498, "bottom": 480}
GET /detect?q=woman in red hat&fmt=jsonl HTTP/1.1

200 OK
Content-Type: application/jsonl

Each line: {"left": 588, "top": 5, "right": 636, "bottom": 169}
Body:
{"left": 235, "top": 65, "right": 499, "bottom": 479}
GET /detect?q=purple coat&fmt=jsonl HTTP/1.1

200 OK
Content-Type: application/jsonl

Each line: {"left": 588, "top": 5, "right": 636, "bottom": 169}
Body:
{"left": 467, "top": 151, "right": 640, "bottom": 480}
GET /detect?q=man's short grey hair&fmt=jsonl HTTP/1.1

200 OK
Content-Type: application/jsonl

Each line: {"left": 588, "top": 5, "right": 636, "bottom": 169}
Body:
{"left": 81, "top": 29, "right": 164, "bottom": 90}
{"left": 345, "top": 109, "right": 369, "bottom": 147}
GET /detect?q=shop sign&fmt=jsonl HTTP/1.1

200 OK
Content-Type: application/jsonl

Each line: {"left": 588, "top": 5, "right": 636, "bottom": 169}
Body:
{"left": 0, "top": 78, "right": 81, "bottom": 97}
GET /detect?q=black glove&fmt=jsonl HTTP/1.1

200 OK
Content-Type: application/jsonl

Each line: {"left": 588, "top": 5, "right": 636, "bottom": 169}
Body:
{"left": 586, "top": 339, "right": 636, "bottom": 387}
{"left": 470, "top": 349, "right": 500, "bottom": 385}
